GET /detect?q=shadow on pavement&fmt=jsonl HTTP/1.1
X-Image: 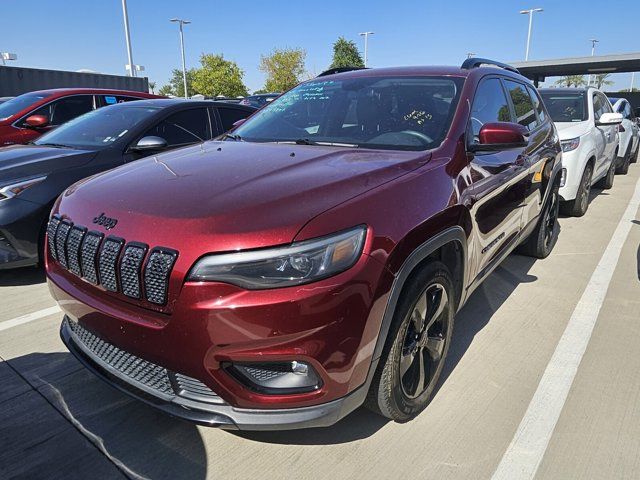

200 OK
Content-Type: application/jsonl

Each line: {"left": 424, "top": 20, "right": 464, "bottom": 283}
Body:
{"left": 436, "top": 254, "right": 538, "bottom": 392}
{"left": 2, "top": 352, "right": 207, "bottom": 480}
{"left": 0, "top": 265, "right": 45, "bottom": 286}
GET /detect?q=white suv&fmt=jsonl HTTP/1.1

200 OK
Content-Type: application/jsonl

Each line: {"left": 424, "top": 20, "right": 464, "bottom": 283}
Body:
{"left": 608, "top": 97, "right": 640, "bottom": 174}
{"left": 540, "top": 87, "right": 622, "bottom": 216}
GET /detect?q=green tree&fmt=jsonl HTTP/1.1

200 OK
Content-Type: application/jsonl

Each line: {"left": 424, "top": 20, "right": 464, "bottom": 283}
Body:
{"left": 192, "top": 53, "right": 248, "bottom": 97}
{"left": 148, "top": 81, "right": 156, "bottom": 94}
{"left": 555, "top": 75, "right": 586, "bottom": 88}
{"left": 594, "top": 73, "right": 613, "bottom": 89}
{"left": 259, "top": 48, "right": 306, "bottom": 92}
{"left": 158, "top": 68, "right": 197, "bottom": 97}
{"left": 329, "top": 37, "right": 364, "bottom": 69}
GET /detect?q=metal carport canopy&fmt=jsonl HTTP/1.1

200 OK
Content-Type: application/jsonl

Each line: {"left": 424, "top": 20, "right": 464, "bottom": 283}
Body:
{"left": 510, "top": 52, "right": 640, "bottom": 85}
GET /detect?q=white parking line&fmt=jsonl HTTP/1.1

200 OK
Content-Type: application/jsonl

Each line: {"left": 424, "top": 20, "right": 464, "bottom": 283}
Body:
{"left": 492, "top": 175, "right": 640, "bottom": 480}
{"left": 0, "top": 306, "right": 61, "bottom": 332}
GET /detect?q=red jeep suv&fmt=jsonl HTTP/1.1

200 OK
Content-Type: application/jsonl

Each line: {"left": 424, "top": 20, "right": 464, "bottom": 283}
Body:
{"left": 46, "top": 59, "right": 562, "bottom": 430}
{"left": 0, "top": 88, "right": 162, "bottom": 146}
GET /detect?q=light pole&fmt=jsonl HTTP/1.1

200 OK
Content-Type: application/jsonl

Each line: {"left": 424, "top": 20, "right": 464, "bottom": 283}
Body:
{"left": 359, "top": 32, "right": 374, "bottom": 67}
{"left": 631, "top": 72, "right": 635, "bottom": 92}
{"left": 520, "top": 8, "right": 543, "bottom": 61}
{"left": 587, "top": 38, "right": 599, "bottom": 86}
{"left": 0, "top": 52, "right": 17, "bottom": 66}
{"left": 121, "top": 0, "right": 136, "bottom": 77}
{"left": 171, "top": 18, "right": 191, "bottom": 98}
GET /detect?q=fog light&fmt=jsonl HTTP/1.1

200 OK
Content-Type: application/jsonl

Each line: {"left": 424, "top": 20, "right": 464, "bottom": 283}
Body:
{"left": 228, "top": 361, "right": 322, "bottom": 394}
{"left": 560, "top": 168, "right": 567, "bottom": 187}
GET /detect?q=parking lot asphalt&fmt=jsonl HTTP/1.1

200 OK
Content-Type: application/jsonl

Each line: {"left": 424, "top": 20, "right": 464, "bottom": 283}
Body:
{"left": 1, "top": 153, "right": 640, "bottom": 480}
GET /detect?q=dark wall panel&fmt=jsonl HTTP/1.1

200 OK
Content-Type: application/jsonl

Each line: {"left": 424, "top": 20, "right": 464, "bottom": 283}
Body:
{"left": 0, "top": 66, "right": 149, "bottom": 96}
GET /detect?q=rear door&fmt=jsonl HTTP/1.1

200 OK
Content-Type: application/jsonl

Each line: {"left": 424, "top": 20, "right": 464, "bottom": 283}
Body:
{"left": 592, "top": 93, "right": 611, "bottom": 176}
{"left": 467, "top": 76, "right": 529, "bottom": 280}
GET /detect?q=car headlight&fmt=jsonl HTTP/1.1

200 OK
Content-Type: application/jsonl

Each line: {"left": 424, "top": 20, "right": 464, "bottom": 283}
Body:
{"left": 561, "top": 137, "right": 580, "bottom": 152}
{"left": 0, "top": 176, "right": 47, "bottom": 201}
{"left": 188, "top": 226, "right": 367, "bottom": 289}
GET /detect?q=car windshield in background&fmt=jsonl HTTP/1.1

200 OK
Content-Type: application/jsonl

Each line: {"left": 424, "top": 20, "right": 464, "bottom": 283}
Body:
{"left": 233, "top": 76, "right": 464, "bottom": 151}
{"left": 540, "top": 91, "right": 587, "bottom": 122}
{"left": 34, "top": 105, "right": 160, "bottom": 149}
{"left": 0, "top": 92, "right": 50, "bottom": 121}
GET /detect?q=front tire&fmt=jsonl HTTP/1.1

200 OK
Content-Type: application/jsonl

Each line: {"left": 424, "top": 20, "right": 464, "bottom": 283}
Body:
{"left": 518, "top": 182, "right": 560, "bottom": 259}
{"left": 561, "top": 163, "right": 592, "bottom": 217}
{"left": 616, "top": 150, "right": 630, "bottom": 175}
{"left": 366, "top": 261, "right": 454, "bottom": 422}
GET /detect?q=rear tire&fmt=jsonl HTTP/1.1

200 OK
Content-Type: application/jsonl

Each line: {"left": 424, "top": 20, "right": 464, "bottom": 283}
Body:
{"left": 518, "top": 182, "right": 560, "bottom": 259}
{"left": 561, "top": 163, "right": 592, "bottom": 217}
{"left": 598, "top": 160, "right": 616, "bottom": 190}
{"left": 365, "top": 261, "right": 454, "bottom": 422}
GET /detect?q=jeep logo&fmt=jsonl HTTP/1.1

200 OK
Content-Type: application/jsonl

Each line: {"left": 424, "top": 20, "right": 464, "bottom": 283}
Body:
{"left": 93, "top": 213, "right": 118, "bottom": 230}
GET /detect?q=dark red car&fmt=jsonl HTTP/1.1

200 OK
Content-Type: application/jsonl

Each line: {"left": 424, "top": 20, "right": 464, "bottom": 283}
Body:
{"left": 46, "top": 59, "right": 562, "bottom": 430}
{"left": 0, "top": 88, "right": 162, "bottom": 146}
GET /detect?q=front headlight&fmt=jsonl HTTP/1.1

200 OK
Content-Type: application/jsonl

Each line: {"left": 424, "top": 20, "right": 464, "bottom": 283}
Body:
{"left": 187, "top": 226, "right": 367, "bottom": 289}
{"left": 561, "top": 137, "right": 580, "bottom": 152}
{"left": 0, "top": 176, "right": 47, "bottom": 201}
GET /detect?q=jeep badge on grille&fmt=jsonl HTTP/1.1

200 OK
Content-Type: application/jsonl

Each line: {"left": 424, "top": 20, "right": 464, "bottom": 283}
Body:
{"left": 93, "top": 213, "right": 118, "bottom": 230}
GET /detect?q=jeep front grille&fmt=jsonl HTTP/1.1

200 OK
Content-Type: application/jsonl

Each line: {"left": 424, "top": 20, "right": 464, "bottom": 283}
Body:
{"left": 47, "top": 215, "right": 178, "bottom": 306}
{"left": 66, "top": 318, "right": 223, "bottom": 404}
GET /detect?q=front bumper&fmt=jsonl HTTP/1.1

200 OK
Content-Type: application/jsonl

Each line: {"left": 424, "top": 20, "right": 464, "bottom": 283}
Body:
{"left": 558, "top": 148, "right": 583, "bottom": 202}
{"left": 60, "top": 316, "right": 367, "bottom": 430}
{"left": 0, "top": 197, "right": 48, "bottom": 269}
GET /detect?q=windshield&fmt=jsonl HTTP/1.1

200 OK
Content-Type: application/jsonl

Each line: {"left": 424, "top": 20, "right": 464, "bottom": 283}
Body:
{"left": 540, "top": 91, "right": 586, "bottom": 122}
{"left": 0, "top": 92, "right": 51, "bottom": 121}
{"left": 34, "top": 105, "right": 160, "bottom": 149}
{"left": 233, "top": 76, "right": 464, "bottom": 151}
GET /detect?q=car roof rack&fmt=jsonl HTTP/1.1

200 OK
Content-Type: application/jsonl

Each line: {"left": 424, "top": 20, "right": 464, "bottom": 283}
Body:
{"left": 461, "top": 57, "right": 520, "bottom": 74}
{"left": 317, "top": 66, "right": 368, "bottom": 77}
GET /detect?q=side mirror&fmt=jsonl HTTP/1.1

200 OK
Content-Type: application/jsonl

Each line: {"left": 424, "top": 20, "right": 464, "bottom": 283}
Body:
{"left": 469, "top": 122, "right": 528, "bottom": 152}
{"left": 596, "top": 112, "right": 623, "bottom": 126}
{"left": 130, "top": 136, "right": 168, "bottom": 152}
{"left": 231, "top": 118, "right": 247, "bottom": 129}
{"left": 24, "top": 115, "right": 49, "bottom": 128}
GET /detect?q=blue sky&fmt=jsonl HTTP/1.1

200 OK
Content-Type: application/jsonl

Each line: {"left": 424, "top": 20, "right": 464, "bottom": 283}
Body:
{"left": 1, "top": 0, "right": 639, "bottom": 92}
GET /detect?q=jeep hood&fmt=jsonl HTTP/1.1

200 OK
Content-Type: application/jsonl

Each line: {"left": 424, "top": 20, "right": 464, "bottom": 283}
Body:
{"left": 56, "top": 141, "right": 429, "bottom": 253}
{"left": 554, "top": 121, "right": 591, "bottom": 140}
{"left": 0, "top": 144, "right": 96, "bottom": 184}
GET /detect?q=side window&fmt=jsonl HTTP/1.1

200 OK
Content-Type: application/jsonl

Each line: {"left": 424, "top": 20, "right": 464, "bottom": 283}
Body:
{"left": 99, "top": 95, "right": 143, "bottom": 107}
{"left": 526, "top": 85, "right": 547, "bottom": 124}
{"left": 218, "top": 107, "right": 252, "bottom": 132}
{"left": 625, "top": 103, "right": 633, "bottom": 119}
{"left": 470, "top": 78, "right": 512, "bottom": 140}
{"left": 30, "top": 95, "right": 94, "bottom": 126}
{"left": 600, "top": 94, "right": 613, "bottom": 114}
{"left": 504, "top": 80, "right": 538, "bottom": 131}
{"left": 142, "top": 108, "right": 210, "bottom": 146}
{"left": 593, "top": 94, "right": 606, "bottom": 120}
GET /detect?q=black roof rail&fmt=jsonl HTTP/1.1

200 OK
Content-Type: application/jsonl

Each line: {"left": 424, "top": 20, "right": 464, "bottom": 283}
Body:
{"left": 317, "top": 66, "right": 368, "bottom": 77}
{"left": 461, "top": 57, "right": 520, "bottom": 74}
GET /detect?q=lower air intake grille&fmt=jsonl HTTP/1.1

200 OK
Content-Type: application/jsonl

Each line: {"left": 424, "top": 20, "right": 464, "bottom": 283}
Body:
{"left": 66, "top": 318, "right": 223, "bottom": 403}
{"left": 144, "top": 249, "right": 178, "bottom": 305}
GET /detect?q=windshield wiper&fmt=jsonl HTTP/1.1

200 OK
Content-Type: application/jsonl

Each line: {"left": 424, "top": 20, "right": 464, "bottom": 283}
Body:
{"left": 275, "top": 139, "right": 359, "bottom": 148}
{"left": 36, "top": 143, "right": 71, "bottom": 148}
{"left": 220, "top": 133, "right": 242, "bottom": 141}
